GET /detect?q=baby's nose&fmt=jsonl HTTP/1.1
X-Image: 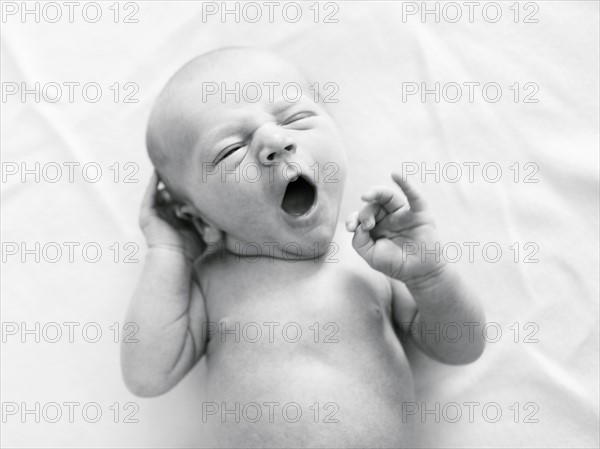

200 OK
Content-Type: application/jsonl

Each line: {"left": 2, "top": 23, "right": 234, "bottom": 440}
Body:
{"left": 258, "top": 142, "right": 296, "bottom": 165}
{"left": 256, "top": 127, "right": 296, "bottom": 165}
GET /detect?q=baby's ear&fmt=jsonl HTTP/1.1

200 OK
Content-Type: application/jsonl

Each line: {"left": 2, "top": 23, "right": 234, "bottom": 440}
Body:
{"left": 192, "top": 217, "right": 222, "bottom": 246}
{"left": 179, "top": 205, "right": 222, "bottom": 246}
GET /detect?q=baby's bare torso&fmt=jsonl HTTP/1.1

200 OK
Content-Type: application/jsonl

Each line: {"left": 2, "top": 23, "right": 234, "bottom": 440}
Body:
{"left": 196, "top": 227, "right": 415, "bottom": 447}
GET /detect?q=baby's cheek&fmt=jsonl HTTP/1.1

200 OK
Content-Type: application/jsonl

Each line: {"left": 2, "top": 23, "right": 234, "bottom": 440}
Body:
{"left": 317, "top": 146, "right": 347, "bottom": 186}
{"left": 220, "top": 185, "right": 269, "bottom": 218}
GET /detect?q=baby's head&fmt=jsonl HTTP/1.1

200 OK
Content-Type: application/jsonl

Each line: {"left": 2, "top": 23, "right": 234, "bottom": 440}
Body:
{"left": 147, "top": 47, "right": 347, "bottom": 258}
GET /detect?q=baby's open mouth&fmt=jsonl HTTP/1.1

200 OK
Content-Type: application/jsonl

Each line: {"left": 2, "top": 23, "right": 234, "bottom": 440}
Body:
{"left": 281, "top": 175, "right": 316, "bottom": 216}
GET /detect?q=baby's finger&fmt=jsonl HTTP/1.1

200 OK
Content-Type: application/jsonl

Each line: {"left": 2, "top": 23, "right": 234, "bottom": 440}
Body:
{"left": 141, "top": 171, "right": 160, "bottom": 209}
{"left": 383, "top": 204, "right": 413, "bottom": 228}
{"left": 351, "top": 222, "right": 375, "bottom": 261}
{"left": 358, "top": 202, "right": 381, "bottom": 231}
{"left": 345, "top": 211, "right": 360, "bottom": 232}
{"left": 361, "top": 186, "right": 406, "bottom": 214}
{"left": 391, "top": 172, "right": 428, "bottom": 212}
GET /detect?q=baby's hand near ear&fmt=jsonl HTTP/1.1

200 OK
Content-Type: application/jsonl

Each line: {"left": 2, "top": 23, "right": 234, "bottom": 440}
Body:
{"left": 139, "top": 172, "right": 206, "bottom": 262}
{"left": 345, "top": 173, "right": 446, "bottom": 286}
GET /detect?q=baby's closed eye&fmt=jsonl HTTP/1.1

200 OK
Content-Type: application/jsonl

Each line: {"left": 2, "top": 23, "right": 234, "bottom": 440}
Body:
{"left": 281, "top": 111, "right": 315, "bottom": 125}
{"left": 217, "top": 142, "right": 246, "bottom": 162}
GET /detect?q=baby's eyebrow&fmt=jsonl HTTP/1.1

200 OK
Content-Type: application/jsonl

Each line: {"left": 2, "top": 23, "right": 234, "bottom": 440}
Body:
{"left": 269, "top": 97, "right": 293, "bottom": 113}
{"left": 268, "top": 97, "right": 307, "bottom": 114}
{"left": 203, "top": 117, "right": 252, "bottom": 146}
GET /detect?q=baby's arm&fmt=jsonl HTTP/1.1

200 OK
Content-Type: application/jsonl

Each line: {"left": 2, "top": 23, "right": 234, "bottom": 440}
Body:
{"left": 121, "top": 173, "right": 207, "bottom": 397}
{"left": 388, "top": 269, "right": 484, "bottom": 364}
{"left": 346, "top": 173, "right": 485, "bottom": 364}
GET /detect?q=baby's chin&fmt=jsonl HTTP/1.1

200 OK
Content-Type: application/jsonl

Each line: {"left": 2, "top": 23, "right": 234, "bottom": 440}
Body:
{"left": 277, "top": 211, "right": 341, "bottom": 258}
{"left": 222, "top": 214, "right": 339, "bottom": 261}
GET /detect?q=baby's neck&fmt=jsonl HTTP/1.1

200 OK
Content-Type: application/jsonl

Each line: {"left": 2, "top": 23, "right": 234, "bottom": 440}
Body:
{"left": 203, "top": 228, "right": 342, "bottom": 263}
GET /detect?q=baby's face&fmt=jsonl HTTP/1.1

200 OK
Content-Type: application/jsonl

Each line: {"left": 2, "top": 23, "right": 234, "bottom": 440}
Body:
{"left": 171, "top": 51, "right": 347, "bottom": 257}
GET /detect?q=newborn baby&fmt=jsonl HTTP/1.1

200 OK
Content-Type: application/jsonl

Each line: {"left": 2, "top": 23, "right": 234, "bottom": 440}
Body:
{"left": 121, "top": 47, "right": 485, "bottom": 448}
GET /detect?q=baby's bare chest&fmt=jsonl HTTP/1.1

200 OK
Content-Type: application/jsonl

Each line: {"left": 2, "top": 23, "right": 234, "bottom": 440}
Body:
{"left": 195, "top": 246, "right": 414, "bottom": 447}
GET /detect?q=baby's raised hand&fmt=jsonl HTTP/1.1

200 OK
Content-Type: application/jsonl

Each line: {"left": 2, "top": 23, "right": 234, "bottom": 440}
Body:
{"left": 346, "top": 173, "right": 445, "bottom": 285}
{"left": 139, "top": 171, "right": 205, "bottom": 262}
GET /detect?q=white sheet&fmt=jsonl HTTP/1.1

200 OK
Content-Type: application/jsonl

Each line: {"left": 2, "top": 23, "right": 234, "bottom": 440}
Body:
{"left": 1, "top": 1, "right": 598, "bottom": 447}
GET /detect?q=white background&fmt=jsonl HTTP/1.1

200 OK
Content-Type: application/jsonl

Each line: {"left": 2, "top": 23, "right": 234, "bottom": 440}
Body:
{"left": 1, "top": 1, "right": 599, "bottom": 447}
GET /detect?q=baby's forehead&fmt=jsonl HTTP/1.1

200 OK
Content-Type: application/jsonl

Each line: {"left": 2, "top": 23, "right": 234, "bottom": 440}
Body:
{"left": 172, "top": 49, "right": 312, "bottom": 130}
{"left": 175, "top": 51, "right": 310, "bottom": 107}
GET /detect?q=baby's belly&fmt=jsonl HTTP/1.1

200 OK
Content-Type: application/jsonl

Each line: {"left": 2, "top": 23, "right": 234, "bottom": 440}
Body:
{"left": 199, "top": 309, "right": 415, "bottom": 447}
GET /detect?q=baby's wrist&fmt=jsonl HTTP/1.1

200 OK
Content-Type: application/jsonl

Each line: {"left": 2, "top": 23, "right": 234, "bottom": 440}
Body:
{"left": 402, "top": 261, "right": 450, "bottom": 292}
